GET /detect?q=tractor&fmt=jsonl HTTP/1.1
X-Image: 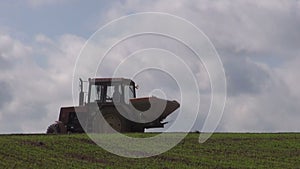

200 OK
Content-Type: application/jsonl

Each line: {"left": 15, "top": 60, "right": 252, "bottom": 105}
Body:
{"left": 46, "top": 78, "right": 180, "bottom": 134}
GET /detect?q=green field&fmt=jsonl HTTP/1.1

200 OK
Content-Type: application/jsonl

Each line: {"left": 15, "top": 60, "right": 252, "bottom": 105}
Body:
{"left": 0, "top": 133, "right": 299, "bottom": 169}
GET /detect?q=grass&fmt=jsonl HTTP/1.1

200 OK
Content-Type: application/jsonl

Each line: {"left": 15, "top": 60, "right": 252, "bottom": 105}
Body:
{"left": 0, "top": 133, "right": 299, "bottom": 168}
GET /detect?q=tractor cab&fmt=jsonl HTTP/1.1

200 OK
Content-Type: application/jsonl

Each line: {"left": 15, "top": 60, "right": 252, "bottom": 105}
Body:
{"left": 87, "top": 78, "right": 136, "bottom": 105}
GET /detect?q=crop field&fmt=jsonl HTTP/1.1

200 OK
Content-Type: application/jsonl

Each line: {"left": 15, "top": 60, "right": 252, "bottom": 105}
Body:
{"left": 0, "top": 133, "right": 299, "bottom": 169}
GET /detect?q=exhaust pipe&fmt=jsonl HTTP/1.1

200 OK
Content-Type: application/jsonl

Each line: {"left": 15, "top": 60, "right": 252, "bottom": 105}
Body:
{"left": 79, "top": 78, "right": 84, "bottom": 106}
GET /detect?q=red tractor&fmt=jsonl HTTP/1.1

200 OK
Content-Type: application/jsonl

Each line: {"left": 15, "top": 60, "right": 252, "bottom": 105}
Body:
{"left": 46, "top": 78, "right": 180, "bottom": 134}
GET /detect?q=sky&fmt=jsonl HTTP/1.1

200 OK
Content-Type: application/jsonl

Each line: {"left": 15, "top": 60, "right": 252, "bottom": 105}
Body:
{"left": 0, "top": 0, "right": 300, "bottom": 133}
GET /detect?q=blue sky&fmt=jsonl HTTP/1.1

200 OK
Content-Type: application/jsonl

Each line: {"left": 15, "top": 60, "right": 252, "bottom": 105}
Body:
{"left": 0, "top": 0, "right": 300, "bottom": 133}
{"left": 0, "top": 1, "right": 110, "bottom": 38}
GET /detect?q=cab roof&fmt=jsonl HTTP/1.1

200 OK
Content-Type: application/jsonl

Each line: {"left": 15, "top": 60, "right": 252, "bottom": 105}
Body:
{"left": 88, "top": 78, "right": 134, "bottom": 84}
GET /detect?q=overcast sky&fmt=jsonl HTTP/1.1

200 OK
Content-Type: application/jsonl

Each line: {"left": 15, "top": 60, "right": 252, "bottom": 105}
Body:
{"left": 0, "top": 0, "right": 299, "bottom": 134}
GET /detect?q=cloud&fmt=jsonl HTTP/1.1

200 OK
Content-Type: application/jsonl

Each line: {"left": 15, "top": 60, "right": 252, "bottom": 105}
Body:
{"left": 0, "top": 34, "right": 32, "bottom": 59}
{"left": 276, "top": 55, "right": 300, "bottom": 98}
{"left": 0, "top": 81, "right": 12, "bottom": 109}
{"left": 222, "top": 74, "right": 300, "bottom": 132}
{"left": 0, "top": 0, "right": 300, "bottom": 133}
{"left": 103, "top": 0, "right": 300, "bottom": 58}
{"left": 225, "top": 56, "right": 271, "bottom": 96}
{"left": 101, "top": 0, "right": 300, "bottom": 132}
{"left": 0, "top": 33, "right": 85, "bottom": 133}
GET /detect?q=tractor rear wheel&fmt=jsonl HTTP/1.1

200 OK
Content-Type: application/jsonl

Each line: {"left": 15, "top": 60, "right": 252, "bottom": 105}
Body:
{"left": 46, "top": 123, "right": 60, "bottom": 134}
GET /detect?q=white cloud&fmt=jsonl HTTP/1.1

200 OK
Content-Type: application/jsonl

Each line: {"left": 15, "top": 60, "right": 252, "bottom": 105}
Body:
{"left": 276, "top": 55, "right": 300, "bottom": 98}
{"left": 0, "top": 33, "right": 32, "bottom": 59}
{"left": 0, "top": 33, "right": 85, "bottom": 133}
{"left": 1, "top": 0, "right": 300, "bottom": 133}
{"left": 35, "top": 34, "right": 53, "bottom": 44}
